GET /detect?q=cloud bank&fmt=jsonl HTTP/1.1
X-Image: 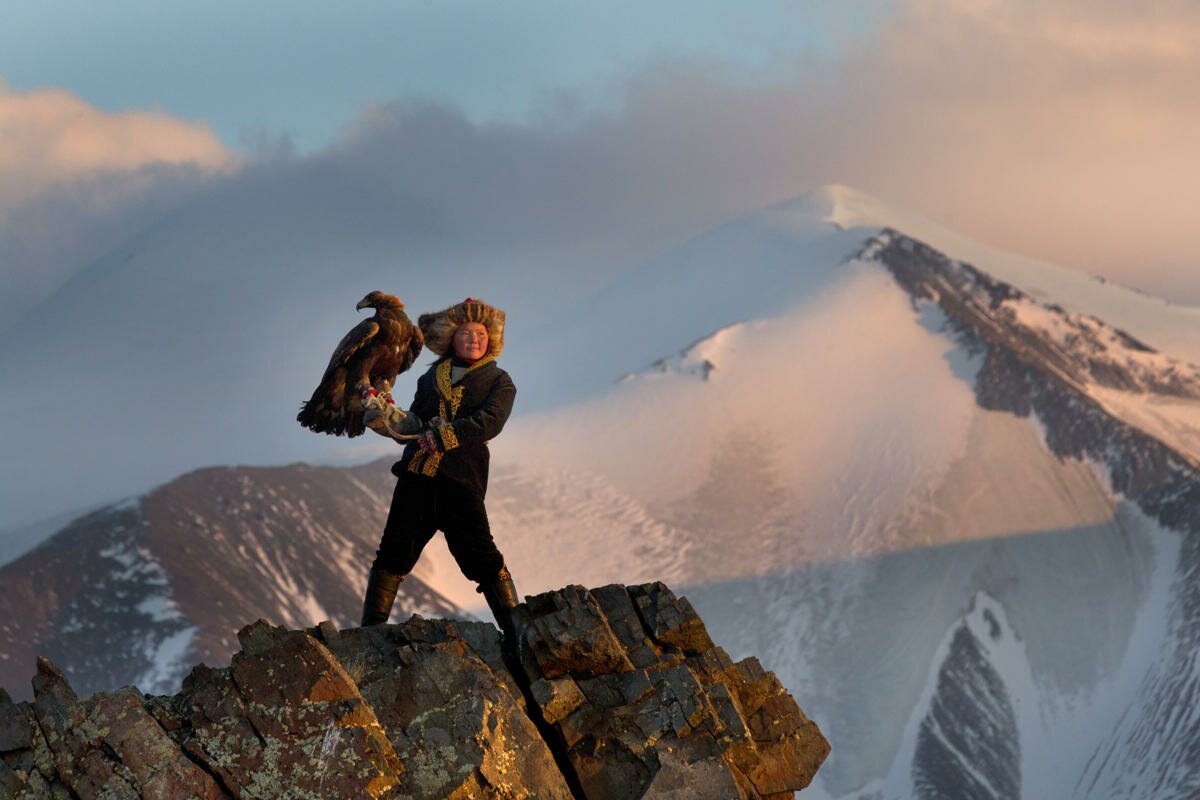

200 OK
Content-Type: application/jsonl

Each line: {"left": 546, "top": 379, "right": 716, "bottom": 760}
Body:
{"left": 298, "top": 0, "right": 1200, "bottom": 303}
{"left": 833, "top": 0, "right": 1200, "bottom": 301}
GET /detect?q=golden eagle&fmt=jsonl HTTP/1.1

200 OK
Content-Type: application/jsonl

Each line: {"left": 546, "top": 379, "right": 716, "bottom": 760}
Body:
{"left": 297, "top": 291, "right": 423, "bottom": 437}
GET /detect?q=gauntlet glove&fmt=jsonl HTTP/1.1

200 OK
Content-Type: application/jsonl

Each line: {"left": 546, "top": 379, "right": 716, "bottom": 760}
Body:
{"left": 364, "top": 401, "right": 422, "bottom": 440}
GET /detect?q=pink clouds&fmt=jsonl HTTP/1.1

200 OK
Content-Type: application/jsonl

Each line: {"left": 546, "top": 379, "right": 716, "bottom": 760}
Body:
{"left": 0, "top": 80, "right": 231, "bottom": 209}
{"left": 821, "top": 0, "right": 1200, "bottom": 299}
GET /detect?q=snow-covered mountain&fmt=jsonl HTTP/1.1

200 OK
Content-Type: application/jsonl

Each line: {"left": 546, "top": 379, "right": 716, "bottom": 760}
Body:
{"left": 493, "top": 192, "right": 1200, "bottom": 798}
{"left": 5, "top": 185, "right": 1200, "bottom": 796}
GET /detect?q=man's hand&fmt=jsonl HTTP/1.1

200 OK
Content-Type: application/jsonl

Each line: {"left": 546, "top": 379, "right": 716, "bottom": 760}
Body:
{"left": 418, "top": 430, "right": 440, "bottom": 453}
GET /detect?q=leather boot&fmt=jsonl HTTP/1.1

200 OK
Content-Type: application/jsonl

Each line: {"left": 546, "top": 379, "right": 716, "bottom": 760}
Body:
{"left": 480, "top": 565, "right": 522, "bottom": 653}
{"left": 360, "top": 568, "right": 403, "bottom": 626}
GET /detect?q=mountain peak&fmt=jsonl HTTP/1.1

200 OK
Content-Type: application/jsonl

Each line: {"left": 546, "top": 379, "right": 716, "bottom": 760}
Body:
{"left": 787, "top": 183, "right": 894, "bottom": 228}
{"left": 752, "top": 183, "right": 910, "bottom": 234}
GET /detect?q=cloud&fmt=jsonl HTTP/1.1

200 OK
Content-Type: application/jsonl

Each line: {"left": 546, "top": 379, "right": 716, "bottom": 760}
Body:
{"left": 5, "top": 0, "right": 1200, "bottom": 336}
{"left": 315, "top": 0, "right": 1200, "bottom": 303}
{"left": 4, "top": 0, "right": 1200, "bottom": 528}
{"left": 0, "top": 80, "right": 234, "bottom": 330}
{"left": 0, "top": 80, "right": 231, "bottom": 208}
{"left": 822, "top": 0, "right": 1200, "bottom": 300}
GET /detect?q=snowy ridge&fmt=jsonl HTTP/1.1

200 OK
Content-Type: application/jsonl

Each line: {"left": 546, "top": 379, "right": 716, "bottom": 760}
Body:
{"left": 863, "top": 229, "right": 1200, "bottom": 461}
{"left": 620, "top": 322, "right": 752, "bottom": 383}
{"left": 811, "top": 185, "right": 1200, "bottom": 363}
{"left": 858, "top": 229, "right": 1200, "bottom": 797}
{"left": 492, "top": 218, "right": 1200, "bottom": 797}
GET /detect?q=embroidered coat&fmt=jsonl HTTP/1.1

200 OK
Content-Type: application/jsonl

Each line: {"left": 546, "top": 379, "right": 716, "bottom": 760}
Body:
{"left": 392, "top": 355, "right": 516, "bottom": 497}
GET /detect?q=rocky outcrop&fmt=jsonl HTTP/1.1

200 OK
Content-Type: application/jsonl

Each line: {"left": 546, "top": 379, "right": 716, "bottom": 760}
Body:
{"left": 0, "top": 582, "right": 828, "bottom": 799}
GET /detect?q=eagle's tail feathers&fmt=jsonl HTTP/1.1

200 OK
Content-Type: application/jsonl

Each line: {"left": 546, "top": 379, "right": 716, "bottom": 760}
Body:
{"left": 297, "top": 395, "right": 352, "bottom": 436}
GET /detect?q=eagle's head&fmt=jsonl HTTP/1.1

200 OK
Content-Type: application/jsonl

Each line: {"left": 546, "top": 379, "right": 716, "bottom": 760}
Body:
{"left": 356, "top": 291, "right": 403, "bottom": 311}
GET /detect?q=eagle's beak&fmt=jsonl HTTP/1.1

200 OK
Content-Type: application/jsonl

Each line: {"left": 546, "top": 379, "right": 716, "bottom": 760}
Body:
{"left": 356, "top": 299, "right": 371, "bottom": 311}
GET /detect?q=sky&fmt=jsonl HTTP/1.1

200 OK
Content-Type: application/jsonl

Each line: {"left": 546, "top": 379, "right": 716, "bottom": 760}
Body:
{"left": 2, "top": 1, "right": 1200, "bottom": 335}
{"left": 1, "top": 0, "right": 1199, "bottom": 325}
{"left": 0, "top": 1, "right": 874, "bottom": 153}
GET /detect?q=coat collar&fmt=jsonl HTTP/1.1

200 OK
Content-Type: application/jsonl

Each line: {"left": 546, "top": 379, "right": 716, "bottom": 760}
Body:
{"left": 446, "top": 354, "right": 495, "bottom": 384}
{"left": 435, "top": 355, "right": 496, "bottom": 406}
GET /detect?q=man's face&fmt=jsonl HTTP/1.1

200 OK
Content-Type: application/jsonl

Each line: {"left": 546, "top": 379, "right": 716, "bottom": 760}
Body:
{"left": 453, "top": 322, "right": 489, "bottom": 362}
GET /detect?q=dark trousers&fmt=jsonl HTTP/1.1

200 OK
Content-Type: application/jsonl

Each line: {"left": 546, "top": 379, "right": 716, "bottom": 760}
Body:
{"left": 372, "top": 471, "right": 505, "bottom": 585}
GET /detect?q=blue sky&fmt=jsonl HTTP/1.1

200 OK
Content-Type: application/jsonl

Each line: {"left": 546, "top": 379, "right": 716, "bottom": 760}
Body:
{"left": 0, "top": 0, "right": 880, "bottom": 152}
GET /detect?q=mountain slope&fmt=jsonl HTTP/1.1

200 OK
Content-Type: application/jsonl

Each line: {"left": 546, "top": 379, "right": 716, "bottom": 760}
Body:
{"left": 6, "top": 186, "right": 1200, "bottom": 797}
{"left": 0, "top": 460, "right": 461, "bottom": 699}
{"left": 487, "top": 212, "right": 1200, "bottom": 797}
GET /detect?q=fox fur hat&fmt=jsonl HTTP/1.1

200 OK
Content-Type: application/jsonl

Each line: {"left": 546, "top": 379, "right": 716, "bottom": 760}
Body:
{"left": 418, "top": 297, "right": 506, "bottom": 358}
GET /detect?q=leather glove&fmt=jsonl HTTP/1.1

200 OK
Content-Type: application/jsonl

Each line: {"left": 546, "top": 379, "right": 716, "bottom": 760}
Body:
{"left": 365, "top": 403, "right": 421, "bottom": 438}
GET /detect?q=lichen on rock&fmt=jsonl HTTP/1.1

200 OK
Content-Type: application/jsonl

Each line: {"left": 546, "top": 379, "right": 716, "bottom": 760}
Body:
{"left": 0, "top": 582, "right": 828, "bottom": 799}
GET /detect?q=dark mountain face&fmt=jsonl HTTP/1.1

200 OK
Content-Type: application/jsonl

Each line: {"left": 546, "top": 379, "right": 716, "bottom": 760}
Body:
{"left": 911, "top": 603, "right": 1020, "bottom": 800}
{"left": 0, "top": 459, "right": 460, "bottom": 700}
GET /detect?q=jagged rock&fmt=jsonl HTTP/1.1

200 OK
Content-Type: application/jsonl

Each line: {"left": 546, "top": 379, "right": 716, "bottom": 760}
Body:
{"left": 0, "top": 582, "right": 827, "bottom": 799}
{"left": 522, "top": 585, "right": 637, "bottom": 680}
{"left": 0, "top": 689, "right": 31, "bottom": 753}
{"left": 17, "top": 658, "right": 225, "bottom": 800}
{"left": 517, "top": 583, "right": 829, "bottom": 799}
{"left": 313, "top": 617, "right": 574, "bottom": 799}
{"left": 170, "top": 621, "right": 402, "bottom": 799}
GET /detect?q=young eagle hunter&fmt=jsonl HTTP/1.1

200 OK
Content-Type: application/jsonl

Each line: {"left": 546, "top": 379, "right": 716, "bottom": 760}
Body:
{"left": 297, "top": 291, "right": 424, "bottom": 438}
{"left": 359, "top": 297, "right": 521, "bottom": 652}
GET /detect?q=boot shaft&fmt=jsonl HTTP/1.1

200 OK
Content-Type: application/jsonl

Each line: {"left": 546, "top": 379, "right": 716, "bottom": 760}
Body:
{"left": 361, "top": 568, "right": 403, "bottom": 626}
{"left": 480, "top": 565, "right": 521, "bottom": 648}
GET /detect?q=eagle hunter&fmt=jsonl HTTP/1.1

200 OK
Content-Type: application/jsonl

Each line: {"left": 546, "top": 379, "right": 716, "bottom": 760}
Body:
{"left": 297, "top": 291, "right": 424, "bottom": 437}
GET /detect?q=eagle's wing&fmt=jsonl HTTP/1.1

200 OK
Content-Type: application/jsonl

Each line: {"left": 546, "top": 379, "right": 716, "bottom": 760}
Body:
{"left": 321, "top": 318, "right": 379, "bottom": 378}
{"left": 398, "top": 323, "right": 424, "bottom": 376}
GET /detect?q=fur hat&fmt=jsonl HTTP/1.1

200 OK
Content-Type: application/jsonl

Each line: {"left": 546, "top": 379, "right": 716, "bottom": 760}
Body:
{"left": 418, "top": 297, "right": 506, "bottom": 358}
